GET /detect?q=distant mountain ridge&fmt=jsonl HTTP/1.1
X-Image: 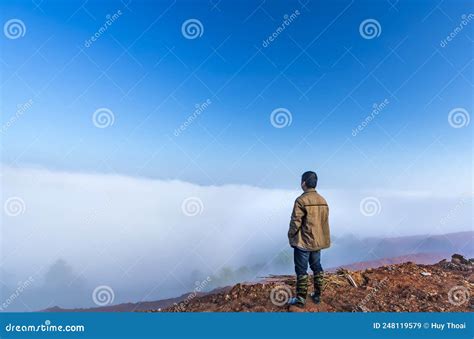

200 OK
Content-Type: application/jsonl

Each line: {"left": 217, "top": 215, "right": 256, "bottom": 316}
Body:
{"left": 41, "top": 287, "right": 230, "bottom": 313}
{"left": 326, "top": 231, "right": 473, "bottom": 268}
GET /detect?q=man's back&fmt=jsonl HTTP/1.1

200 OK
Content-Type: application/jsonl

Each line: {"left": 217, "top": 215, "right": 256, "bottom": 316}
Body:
{"left": 288, "top": 189, "right": 330, "bottom": 251}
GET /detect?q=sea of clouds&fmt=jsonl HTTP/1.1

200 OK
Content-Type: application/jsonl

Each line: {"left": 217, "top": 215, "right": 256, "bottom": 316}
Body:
{"left": 1, "top": 166, "right": 471, "bottom": 310}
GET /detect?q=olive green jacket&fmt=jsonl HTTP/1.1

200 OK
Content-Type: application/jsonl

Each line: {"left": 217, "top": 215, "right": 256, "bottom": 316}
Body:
{"left": 288, "top": 189, "right": 330, "bottom": 251}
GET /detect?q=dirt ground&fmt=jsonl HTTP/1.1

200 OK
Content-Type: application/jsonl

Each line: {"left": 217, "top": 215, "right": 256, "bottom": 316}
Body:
{"left": 148, "top": 254, "right": 473, "bottom": 312}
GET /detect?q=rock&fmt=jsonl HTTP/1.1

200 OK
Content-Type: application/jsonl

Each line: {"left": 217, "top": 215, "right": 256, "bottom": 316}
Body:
{"left": 452, "top": 254, "right": 469, "bottom": 264}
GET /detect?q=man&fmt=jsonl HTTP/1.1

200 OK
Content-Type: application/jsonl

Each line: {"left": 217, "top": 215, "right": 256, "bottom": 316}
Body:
{"left": 287, "top": 171, "right": 330, "bottom": 308}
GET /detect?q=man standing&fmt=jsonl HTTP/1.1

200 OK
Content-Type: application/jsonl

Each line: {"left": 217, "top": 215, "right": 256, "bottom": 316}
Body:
{"left": 287, "top": 171, "right": 331, "bottom": 308}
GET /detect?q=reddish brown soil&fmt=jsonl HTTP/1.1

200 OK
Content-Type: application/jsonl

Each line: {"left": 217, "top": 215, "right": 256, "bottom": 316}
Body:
{"left": 150, "top": 255, "right": 473, "bottom": 313}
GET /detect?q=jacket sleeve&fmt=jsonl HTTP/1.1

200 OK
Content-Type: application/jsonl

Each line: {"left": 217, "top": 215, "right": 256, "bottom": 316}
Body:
{"left": 288, "top": 199, "right": 305, "bottom": 239}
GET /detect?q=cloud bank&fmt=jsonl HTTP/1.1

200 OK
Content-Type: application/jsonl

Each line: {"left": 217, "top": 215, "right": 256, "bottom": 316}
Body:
{"left": 1, "top": 166, "right": 471, "bottom": 310}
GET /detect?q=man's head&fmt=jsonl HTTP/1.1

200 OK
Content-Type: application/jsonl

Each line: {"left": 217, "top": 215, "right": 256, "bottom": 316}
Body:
{"left": 301, "top": 171, "right": 318, "bottom": 191}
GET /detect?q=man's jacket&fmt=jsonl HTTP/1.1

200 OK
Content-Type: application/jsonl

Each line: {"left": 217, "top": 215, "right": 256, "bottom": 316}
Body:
{"left": 288, "top": 189, "right": 330, "bottom": 251}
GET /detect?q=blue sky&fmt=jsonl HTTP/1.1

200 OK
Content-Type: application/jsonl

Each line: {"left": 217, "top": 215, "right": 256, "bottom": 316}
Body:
{"left": 1, "top": 0, "right": 472, "bottom": 190}
{"left": 1, "top": 0, "right": 473, "bottom": 311}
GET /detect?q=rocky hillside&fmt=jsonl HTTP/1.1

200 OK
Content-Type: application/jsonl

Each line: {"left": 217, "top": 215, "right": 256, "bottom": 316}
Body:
{"left": 148, "top": 254, "right": 472, "bottom": 312}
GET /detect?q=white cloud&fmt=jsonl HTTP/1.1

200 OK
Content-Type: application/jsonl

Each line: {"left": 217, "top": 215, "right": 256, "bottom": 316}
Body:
{"left": 1, "top": 166, "right": 471, "bottom": 308}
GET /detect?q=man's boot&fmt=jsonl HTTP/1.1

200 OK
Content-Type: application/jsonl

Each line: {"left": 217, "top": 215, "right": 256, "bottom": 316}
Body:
{"left": 288, "top": 274, "right": 308, "bottom": 308}
{"left": 311, "top": 272, "right": 323, "bottom": 304}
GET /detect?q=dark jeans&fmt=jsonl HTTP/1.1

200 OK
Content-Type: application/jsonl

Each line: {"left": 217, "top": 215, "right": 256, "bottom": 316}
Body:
{"left": 294, "top": 247, "right": 323, "bottom": 276}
